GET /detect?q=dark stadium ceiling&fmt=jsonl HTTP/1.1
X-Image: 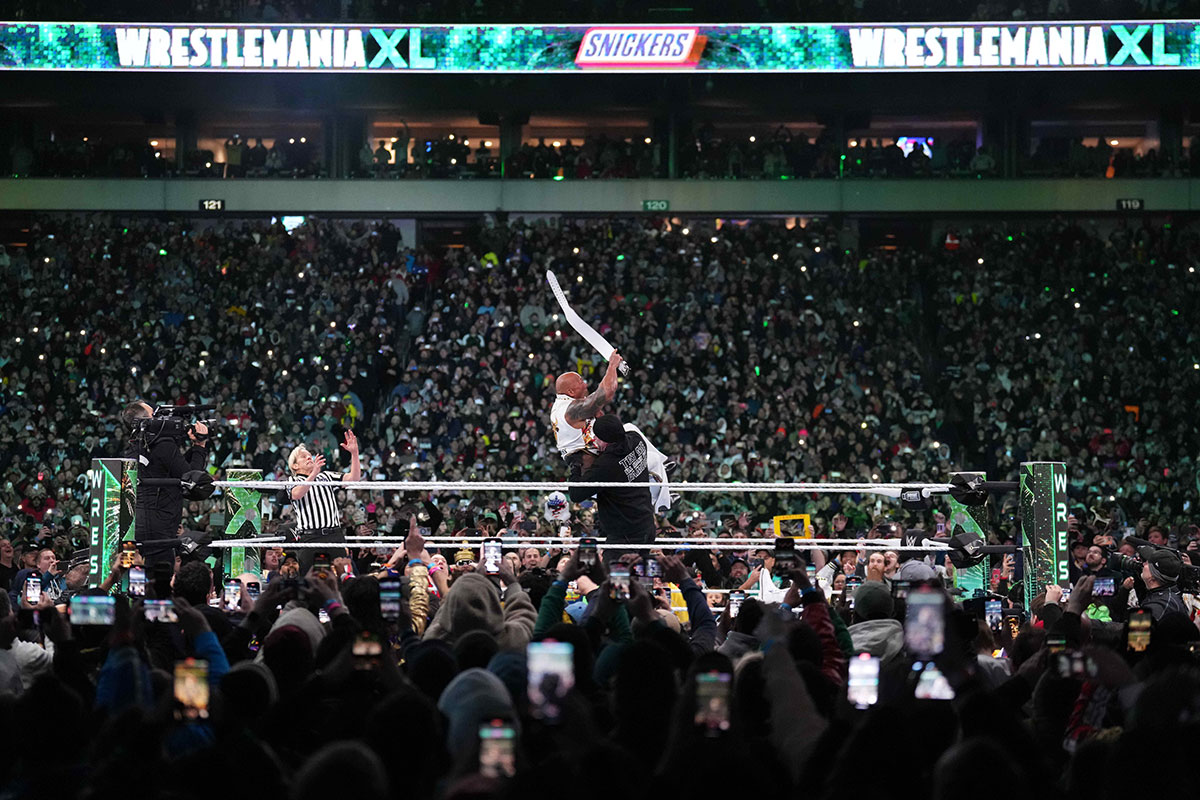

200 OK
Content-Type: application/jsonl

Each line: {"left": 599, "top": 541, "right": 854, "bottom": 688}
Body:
{"left": 1, "top": 70, "right": 1196, "bottom": 122}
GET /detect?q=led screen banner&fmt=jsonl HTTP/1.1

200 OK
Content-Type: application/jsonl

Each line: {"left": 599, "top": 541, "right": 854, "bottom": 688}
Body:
{"left": 0, "top": 20, "right": 1197, "bottom": 72}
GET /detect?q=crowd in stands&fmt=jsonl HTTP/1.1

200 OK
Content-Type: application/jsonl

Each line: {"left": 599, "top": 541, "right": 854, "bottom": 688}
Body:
{"left": 1, "top": 210, "right": 1200, "bottom": 792}
{"left": 2, "top": 212, "right": 1199, "bottom": 558}
{"left": 7, "top": 135, "right": 327, "bottom": 180}
{"left": 10, "top": 0, "right": 1200, "bottom": 23}
{"left": 11, "top": 130, "right": 1200, "bottom": 180}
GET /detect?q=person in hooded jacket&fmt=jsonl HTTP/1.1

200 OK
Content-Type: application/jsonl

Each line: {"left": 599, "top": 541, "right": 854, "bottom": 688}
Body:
{"left": 847, "top": 580, "right": 905, "bottom": 665}
{"left": 423, "top": 571, "right": 536, "bottom": 651}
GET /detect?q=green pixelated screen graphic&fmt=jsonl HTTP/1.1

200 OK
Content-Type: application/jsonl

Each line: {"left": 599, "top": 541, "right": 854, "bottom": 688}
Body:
{"left": 0, "top": 21, "right": 1197, "bottom": 72}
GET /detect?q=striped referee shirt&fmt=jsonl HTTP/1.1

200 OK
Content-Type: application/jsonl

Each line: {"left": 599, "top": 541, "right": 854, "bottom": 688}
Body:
{"left": 287, "top": 472, "right": 344, "bottom": 531}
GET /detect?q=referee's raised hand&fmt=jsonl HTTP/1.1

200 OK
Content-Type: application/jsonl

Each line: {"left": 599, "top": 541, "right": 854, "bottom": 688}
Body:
{"left": 341, "top": 430, "right": 359, "bottom": 456}
{"left": 308, "top": 453, "right": 326, "bottom": 477}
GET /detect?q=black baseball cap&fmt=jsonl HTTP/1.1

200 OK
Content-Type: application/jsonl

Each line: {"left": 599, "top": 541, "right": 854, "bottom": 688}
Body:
{"left": 593, "top": 415, "right": 625, "bottom": 443}
{"left": 1138, "top": 546, "right": 1183, "bottom": 583}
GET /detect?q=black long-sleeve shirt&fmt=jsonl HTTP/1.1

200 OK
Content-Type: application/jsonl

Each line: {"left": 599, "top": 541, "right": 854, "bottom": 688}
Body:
{"left": 134, "top": 437, "right": 207, "bottom": 511}
{"left": 568, "top": 432, "right": 656, "bottom": 544}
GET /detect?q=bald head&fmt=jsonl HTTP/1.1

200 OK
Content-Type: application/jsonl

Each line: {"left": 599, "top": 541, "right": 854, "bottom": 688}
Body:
{"left": 555, "top": 372, "right": 586, "bottom": 398}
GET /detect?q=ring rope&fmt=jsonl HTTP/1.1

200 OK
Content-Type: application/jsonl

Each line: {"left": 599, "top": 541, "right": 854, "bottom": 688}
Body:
{"left": 208, "top": 539, "right": 948, "bottom": 551}
{"left": 343, "top": 535, "right": 933, "bottom": 548}
{"left": 210, "top": 479, "right": 953, "bottom": 497}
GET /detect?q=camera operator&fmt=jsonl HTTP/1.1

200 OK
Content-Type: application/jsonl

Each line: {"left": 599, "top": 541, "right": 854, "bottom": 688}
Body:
{"left": 121, "top": 402, "right": 209, "bottom": 570}
{"left": 1134, "top": 547, "right": 1187, "bottom": 621}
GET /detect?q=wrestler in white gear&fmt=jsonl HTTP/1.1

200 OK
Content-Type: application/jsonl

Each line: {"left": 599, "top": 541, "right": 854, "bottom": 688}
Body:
{"left": 550, "top": 352, "right": 674, "bottom": 511}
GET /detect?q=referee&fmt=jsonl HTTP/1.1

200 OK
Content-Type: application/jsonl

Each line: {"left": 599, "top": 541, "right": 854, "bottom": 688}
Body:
{"left": 284, "top": 430, "right": 360, "bottom": 574}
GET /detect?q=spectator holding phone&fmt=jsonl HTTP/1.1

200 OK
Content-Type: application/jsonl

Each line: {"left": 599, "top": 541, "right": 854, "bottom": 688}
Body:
{"left": 847, "top": 581, "right": 904, "bottom": 665}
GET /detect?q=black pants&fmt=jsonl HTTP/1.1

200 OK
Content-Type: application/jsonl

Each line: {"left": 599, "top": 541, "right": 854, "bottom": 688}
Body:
{"left": 135, "top": 505, "right": 182, "bottom": 570}
{"left": 296, "top": 527, "right": 348, "bottom": 575}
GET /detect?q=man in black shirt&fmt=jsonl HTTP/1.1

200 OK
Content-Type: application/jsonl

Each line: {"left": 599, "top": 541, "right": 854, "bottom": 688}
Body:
{"left": 568, "top": 414, "right": 655, "bottom": 548}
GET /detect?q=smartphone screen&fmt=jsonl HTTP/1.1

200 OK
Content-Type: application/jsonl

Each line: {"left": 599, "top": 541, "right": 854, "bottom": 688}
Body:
{"left": 482, "top": 538, "right": 503, "bottom": 575}
{"left": 128, "top": 566, "right": 146, "bottom": 597}
{"left": 223, "top": 580, "right": 242, "bottom": 608}
{"left": 645, "top": 557, "right": 660, "bottom": 581}
{"left": 845, "top": 576, "right": 863, "bottom": 603}
{"left": 1092, "top": 576, "right": 1115, "bottom": 597}
{"left": 892, "top": 580, "right": 911, "bottom": 601}
{"left": 380, "top": 578, "right": 402, "bottom": 621}
{"left": 479, "top": 720, "right": 517, "bottom": 778}
{"left": 578, "top": 538, "right": 597, "bottom": 569}
{"left": 245, "top": 581, "right": 260, "bottom": 600}
{"left": 69, "top": 595, "right": 116, "bottom": 625}
{"left": 527, "top": 641, "right": 574, "bottom": 722}
{"left": 904, "top": 588, "right": 945, "bottom": 659}
{"left": 694, "top": 671, "right": 732, "bottom": 736}
{"left": 1128, "top": 610, "right": 1151, "bottom": 653}
{"left": 728, "top": 590, "right": 745, "bottom": 618}
{"left": 773, "top": 537, "right": 796, "bottom": 572}
{"left": 847, "top": 653, "right": 880, "bottom": 709}
{"left": 353, "top": 631, "right": 383, "bottom": 669}
{"left": 609, "top": 565, "right": 630, "bottom": 602}
{"left": 24, "top": 575, "right": 41, "bottom": 605}
{"left": 805, "top": 564, "right": 817, "bottom": 582}
{"left": 1004, "top": 612, "right": 1021, "bottom": 640}
{"left": 913, "top": 662, "right": 955, "bottom": 700}
{"left": 144, "top": 599, "right": 178, "bottom": 623}
{"left": 984, "top": 600, "right": 1002, "bottom": 632}
{"left": 174, "top": 658, "right": 210, "bottom": 720}
{"left": 1054, "top": 650, "right": 1096, "bottom": 679}
{"left": 312, "top": 554, "right": 331, "bottom": 581}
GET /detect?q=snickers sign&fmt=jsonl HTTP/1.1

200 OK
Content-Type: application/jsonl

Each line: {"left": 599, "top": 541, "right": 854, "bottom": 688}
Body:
{"left": 575, "top": 27, "right": 706, "bottom": 68}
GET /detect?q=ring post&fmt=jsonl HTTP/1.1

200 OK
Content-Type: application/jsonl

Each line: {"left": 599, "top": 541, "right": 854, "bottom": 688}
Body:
{"left": 1019, "top": 462, "right": 1069, "bottom": 608}
{"left": 946, "top": 471, "right": 988, "bottom": 596}
{"left": 88, "top": 458, "right": 136, "bottom": 588}
{"left": 223, "top": 468, "right": 263, "bottom": 577}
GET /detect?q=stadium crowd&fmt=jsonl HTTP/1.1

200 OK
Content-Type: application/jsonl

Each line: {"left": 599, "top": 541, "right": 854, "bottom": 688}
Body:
{"left": 10, "top": 130, "right": 1200, "bottom": 181}
{"left": 1, "top": 212, "right": 1199, "bottom": 556}
{"left": 10, "top": 0, "right": 1200, "bottom": 23}
{"left": 1, "top": 211, "right": 1200, "bottom": 795}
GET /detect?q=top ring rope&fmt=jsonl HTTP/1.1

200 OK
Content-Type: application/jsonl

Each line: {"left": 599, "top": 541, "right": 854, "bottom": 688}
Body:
{"left": 342, "top": 536, "right": 940, "bottom": 548}
{"left": 211, "top": 479, "right": 955, "bottom": 497}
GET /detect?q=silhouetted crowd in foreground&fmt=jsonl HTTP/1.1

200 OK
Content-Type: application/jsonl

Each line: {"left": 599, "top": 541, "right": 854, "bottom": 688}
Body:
{"left": 1, "top": 505, "right": 1199, "bottom": 800}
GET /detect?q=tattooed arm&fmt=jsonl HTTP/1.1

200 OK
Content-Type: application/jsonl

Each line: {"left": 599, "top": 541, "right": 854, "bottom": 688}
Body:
{"left": 564, "top": 352, "right": 622, "bottom": 427}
